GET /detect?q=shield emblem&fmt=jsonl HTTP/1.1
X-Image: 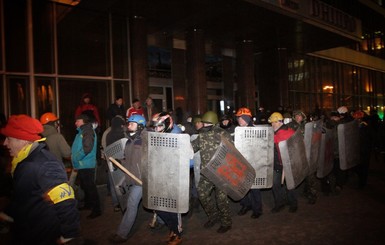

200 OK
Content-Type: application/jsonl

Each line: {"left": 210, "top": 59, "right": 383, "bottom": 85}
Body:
{"left": 200, "top": 136, "right": 256, "bottom": 201}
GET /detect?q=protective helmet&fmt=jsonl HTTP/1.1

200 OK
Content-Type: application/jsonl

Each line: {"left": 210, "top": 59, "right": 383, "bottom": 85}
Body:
{"left": 292, "top": 110, "right": 307, "bottom": 121}
{"left": 152, "top": 112, "right": 173, "bottom": 132}
{"left": 337, "top": 106, "right": 348, "bottom": 115}
{"left": 201, "top": 111, "right": 218, "bottom": 125}
{"left": 192, "top": 115, "right": 202, "bottom": 124}
{"left": 40, "top": 112, "right": 58, "bottom": 125}
{"left": 235, "top": 107, "right": 252, "bottom": 117}
{"left": 268, "top": 112, "right": 284, "bottom": 123}
{"left": 127, "top": 114, "right": 146, "bottom": 127}
{"left": 353, "top": 111, "right": 365, "bottom": 119}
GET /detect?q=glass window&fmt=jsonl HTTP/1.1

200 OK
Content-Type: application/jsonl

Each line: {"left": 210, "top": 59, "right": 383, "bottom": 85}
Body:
{"left": 0, "top": 77, "right": 4, "bottom": 115}
{"left": 57, "top": 6, "right": 110, "bottom": 76}
{"left": 112, "top": 17, "right": 128, "bottom": 79}
{"left": 36, "top": 78, "right": 55, "bottom": 117}
{"left": 33, "top": 1, "right": 54, "bottom": 74}
{"left": 7, "top": 77, "right": 29, "bottom": 115}
{"left": 58, "top": 79, "right": 108, "bottom": 142}
{"left": 4, "top": 0, "right": 27, "bottom": 72}
{"left": 113, "top": 80, "right": 129, "bottom": 108}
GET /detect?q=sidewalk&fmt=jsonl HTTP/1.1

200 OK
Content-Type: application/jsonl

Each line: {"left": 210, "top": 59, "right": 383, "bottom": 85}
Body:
{"left": 79, "top": 153, "right": 385, "bottom": 245}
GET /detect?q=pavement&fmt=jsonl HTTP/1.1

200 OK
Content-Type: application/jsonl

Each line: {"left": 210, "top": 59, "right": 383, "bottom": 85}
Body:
{"left": 78, "top": 152, "right": 385, "bottom": 245}
{"left": 2, "top": 152, "right": 385, "bottom": 245}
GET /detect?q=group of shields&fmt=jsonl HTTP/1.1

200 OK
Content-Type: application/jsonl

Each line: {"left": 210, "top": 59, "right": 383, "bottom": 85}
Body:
{"left": 104, "top": 120, "right": 360, "bottom": 214}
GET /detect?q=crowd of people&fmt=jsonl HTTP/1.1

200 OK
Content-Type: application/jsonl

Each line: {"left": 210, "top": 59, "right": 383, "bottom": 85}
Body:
{"left": 0, "top": 92, "right": 384, "bottom": 245}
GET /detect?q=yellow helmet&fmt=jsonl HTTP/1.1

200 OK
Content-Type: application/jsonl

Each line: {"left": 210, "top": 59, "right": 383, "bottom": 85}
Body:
{"left": 268, "top": 112, "right": 283, "bottom": 123}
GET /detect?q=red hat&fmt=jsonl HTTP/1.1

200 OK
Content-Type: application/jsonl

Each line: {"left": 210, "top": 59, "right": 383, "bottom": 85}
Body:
{"left": 1, "top": 114, "right": 43, "bottom": 141}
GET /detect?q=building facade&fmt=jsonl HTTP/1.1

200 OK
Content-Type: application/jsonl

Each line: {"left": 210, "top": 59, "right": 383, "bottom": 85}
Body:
{"left": 1, "top": 0, "right": 384, "bottom": 141}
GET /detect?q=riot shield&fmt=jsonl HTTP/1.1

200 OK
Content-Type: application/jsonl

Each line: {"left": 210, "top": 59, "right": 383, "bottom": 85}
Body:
{"left": 317, "top": 128, "right": 334, "bottom": 178}
{"left": 278, "top": 129, "right": 309, "bottom": 190}
{"left": 142, "top": 131, "right": 192, "bottom": 213}
{"left": 190, "top": 134, "right": 201, "bottom": 187}
{"left": 234, "top": 125, "right": 274, "bottom": 189}
{"left": 104, "top": 138, "right": 129, "bottom": 212}
{"left": 200, "top": 136, "right": 256, "bottom": 201}
{"left": 338, "top": 120, "right": 360, "bottom": 170}
{"left": 304, "top": 120, "right": 323, "bottom": 174}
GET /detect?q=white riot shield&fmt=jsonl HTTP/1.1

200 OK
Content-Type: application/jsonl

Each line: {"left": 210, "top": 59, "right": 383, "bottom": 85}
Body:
{"left": 317, "top": 128, "right": 334, "bottom": 178}
{"left": 304, "top": 120, "right": 323, "bottom": 174}
{"left": 234, "top": 125, "right": 274, "bottom": 189}
{"left": 104, "top": 138, "right": 129, "bottom": 212}
{"left": 278, "top": 129, "right": 309, "bottom": 190}
{"left": 190, "top": 134, "right": 201, "bottom": 187}
{"left": 142, "top": 131, "right": 192, "bottom": 213}
{"left": 200, "top": 136, "right": 256, "bottom": 201}
{"left": 338, "top": 120, "right": 360, "bottom": 170}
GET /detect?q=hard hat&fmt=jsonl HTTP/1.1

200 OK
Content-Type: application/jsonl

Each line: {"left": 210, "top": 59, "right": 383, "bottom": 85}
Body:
{"left": 337, "top": 106, "right": 348, "bottom": 114}
{"left": 235, "top": 107, "right": 252, "bottom": 117}
{"left": 268, "top": 112, "right": 283, "bottom": 123}
{"left": 127, "top": 114, "right": 146, "bottom": 127}
{"left": 40, "top": 112, "right": 58, "bottom": 125}
{"left": 192, "top": 115, "right": 202, "bottom": 124}
{"left": 201, "top": 111, "right": 218, "bottom": 125}
{"left": 353, "top": 111, "right": 365, "bottom": 119}
{"left": 292, "top": 110, "right": 307, "bottom": 120}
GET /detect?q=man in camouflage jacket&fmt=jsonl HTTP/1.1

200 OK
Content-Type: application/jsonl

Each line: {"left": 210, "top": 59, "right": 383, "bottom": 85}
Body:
{"left": 191, "top": 111, "right": 233, "bottom": 234}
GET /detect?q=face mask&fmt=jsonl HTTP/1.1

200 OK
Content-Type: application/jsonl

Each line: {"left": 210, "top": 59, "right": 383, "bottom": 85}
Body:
{"left": 284, "top": 118, "right": 292, "bottom": 124}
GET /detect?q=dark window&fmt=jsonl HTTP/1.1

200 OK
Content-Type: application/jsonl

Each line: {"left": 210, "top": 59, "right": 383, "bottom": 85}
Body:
{"left": 57, "top": 6, "right": 110, "bottom": 76}
{"left": 5, "top": 0, "right": 27, "bottom": 72}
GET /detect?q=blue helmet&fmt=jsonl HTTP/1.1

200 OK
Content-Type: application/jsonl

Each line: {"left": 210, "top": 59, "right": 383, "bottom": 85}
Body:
{"left": 127, "top": 114, "right": 146, "bottom": 127}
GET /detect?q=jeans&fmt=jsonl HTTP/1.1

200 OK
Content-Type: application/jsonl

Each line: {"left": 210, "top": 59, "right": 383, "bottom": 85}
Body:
{"left": 116, "top": 185, "right": 142, "bottom": 239}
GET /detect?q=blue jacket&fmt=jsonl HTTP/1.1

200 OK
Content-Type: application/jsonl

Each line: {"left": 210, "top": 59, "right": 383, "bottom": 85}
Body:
{"left": 71, "top": 123, "right": 97, "bottom": 169}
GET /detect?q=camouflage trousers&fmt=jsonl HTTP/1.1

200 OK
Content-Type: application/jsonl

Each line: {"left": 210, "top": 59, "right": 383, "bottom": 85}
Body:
{"left": 197, "top": 176, "right": 232, "bottom": 226}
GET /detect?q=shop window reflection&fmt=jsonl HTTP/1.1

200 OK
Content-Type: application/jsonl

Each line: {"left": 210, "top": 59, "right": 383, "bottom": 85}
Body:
{"left": 8, "top": 77, "right": 29, "bottom": 115}
{"left": 36, "top": 79, "right": 55, "bottom": 116}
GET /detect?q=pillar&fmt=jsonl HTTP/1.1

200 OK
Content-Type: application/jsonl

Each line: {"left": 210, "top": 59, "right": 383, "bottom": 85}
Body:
{"left": 186, "top": 29, "right": 206, "bottom": 115}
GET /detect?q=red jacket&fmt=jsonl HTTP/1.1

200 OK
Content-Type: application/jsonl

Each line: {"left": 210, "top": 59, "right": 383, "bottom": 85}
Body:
{"left": 273, "top": 124, "right": 295, "bottom": 170}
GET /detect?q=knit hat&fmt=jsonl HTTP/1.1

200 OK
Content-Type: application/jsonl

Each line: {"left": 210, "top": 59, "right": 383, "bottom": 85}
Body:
{"left": 1, "top": 114, "right": 43, "bottom": 141}
{"left": 76, "top": 113, "right": 90, "bottom": 123}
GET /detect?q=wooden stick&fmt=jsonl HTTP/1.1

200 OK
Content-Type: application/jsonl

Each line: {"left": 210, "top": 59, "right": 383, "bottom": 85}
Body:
{"left": 109, "top": 157, "right": 143, "bottom": 185}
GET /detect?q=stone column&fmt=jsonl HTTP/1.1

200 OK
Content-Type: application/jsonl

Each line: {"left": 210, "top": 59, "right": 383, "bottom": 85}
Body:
{"left": 172, "top": 48, "right": 187, "bottom": 113}
{"left": 222, "top": 55, "right": 235, "bottom": 114}
{"left": 186, "top": 29, "right": 206, "bottom": 115}
{"left": 130, "top": 16, "right": 148, "bottom": 102}
{"left": 236, "top": 40, "right": 256, "bottom": 114}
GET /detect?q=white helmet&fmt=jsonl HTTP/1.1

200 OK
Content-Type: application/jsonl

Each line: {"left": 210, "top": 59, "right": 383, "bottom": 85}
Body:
{"left": 337, "top": 106, "right": 348, "bottom": 114}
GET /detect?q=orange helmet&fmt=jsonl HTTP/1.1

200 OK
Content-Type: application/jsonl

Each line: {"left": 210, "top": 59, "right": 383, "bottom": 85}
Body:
{"left": 40, "top": 112, "right": 58, "bottom": 125}
{"left": 235, "top": 107, "right": 252, "bottom": 117}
